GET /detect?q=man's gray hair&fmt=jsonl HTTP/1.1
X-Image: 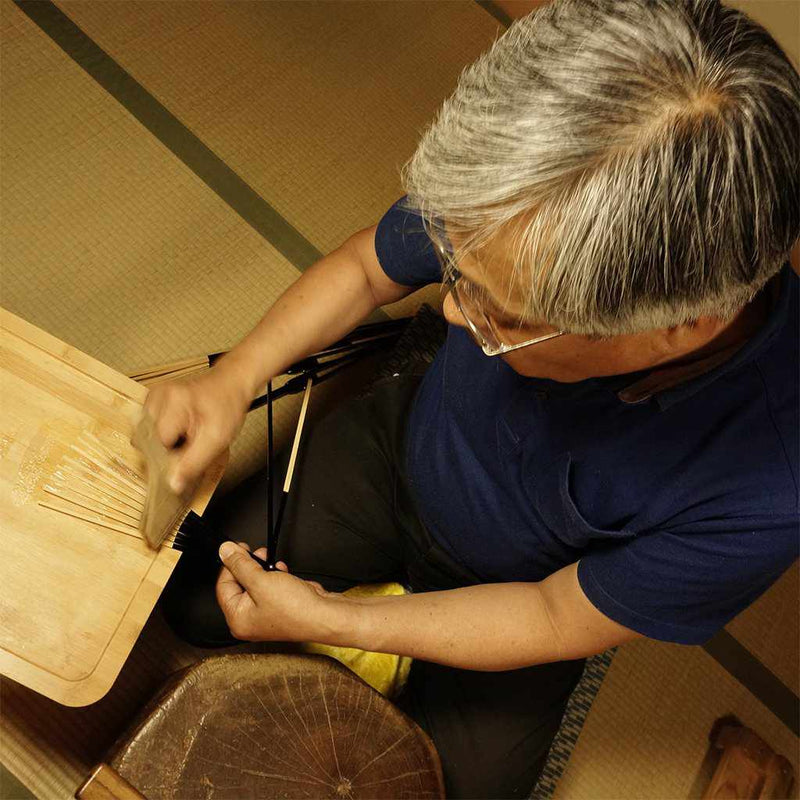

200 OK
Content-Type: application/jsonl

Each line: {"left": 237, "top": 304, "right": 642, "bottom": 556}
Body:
{"left": 402, "top": 0, "right": 800, "bottom": 336}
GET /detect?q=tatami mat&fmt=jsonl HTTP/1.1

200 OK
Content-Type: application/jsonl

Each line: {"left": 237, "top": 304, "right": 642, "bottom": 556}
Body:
{"left": 552, "top": 637, "right": 800, "bottom": 800}
{"left": 55, "top": 0, "right": 503, "bottom": 257}
{"left": 726, "top": 563, "right": 799, "bottom": 698}
{"left": 0, "top": 3, "right": 496, "bottom": 797}
{"left": 0, "top": 0, "right": 314, "bottom": 490}
{"left": 1, "top": 1, "right": 798, "bottom": 798}
{"left": 2, "top": 3, "right": 301, "bottom": 371}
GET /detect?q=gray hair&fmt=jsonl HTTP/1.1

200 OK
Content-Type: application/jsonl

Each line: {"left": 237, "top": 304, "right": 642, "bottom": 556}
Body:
{"left": 402, "top": 0, "right": 800, "bottom": 336}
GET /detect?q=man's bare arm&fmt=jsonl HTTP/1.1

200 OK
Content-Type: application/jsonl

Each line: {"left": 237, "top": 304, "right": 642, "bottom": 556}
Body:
{"left": 217, "top": 547, "right": 642, "bottom": 670}
{"left": 215, "top": 225, "right": 414, "bottom": 398}
{"left": 144, "top": 225, "right": 415, "bottom": 488}
{"left": 316, "top": 561, "right": 643, "bottom": 670}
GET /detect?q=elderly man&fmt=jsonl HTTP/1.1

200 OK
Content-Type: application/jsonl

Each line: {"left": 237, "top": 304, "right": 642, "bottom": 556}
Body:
{"left": 150, "top": 0, "right": 799, "bottom": 796}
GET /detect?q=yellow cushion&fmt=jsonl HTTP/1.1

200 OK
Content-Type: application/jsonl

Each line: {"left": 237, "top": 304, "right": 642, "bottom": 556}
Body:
{"left": 302, "top": 582, "right": 413, "bottom": 698}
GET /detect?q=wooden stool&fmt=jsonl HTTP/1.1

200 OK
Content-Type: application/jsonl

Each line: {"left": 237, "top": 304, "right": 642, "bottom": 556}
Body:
{"left": 77, "top": 653, "right": 444, "bottom": 800}
{"left": 702, "top": 718, "right": 794, "bottom": 799}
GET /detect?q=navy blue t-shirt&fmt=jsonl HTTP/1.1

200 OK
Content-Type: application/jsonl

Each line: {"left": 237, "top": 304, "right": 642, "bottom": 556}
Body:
{"left": 375, "top": 198, "right": 799, "bottom": 645}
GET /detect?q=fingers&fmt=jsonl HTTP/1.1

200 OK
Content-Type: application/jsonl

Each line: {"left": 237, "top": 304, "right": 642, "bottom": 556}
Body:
{"left": 156, "top": 404, "right": 191, "bottom": 452}
{"left": 216, "top": 562, "right": 246, "bottom": 611}
{"left": 250, "top": 547, "right": 287, "bottom": 572}
{"left": 141, "top": 384, "right": 218, "bottom": 494}
{"left": 218, "top": 541, "right": 266, "bottom": 597}
{"left": 144, "top": 386, "right": 191, "bottom": 450}
{"left": 170, "top": 428, "right": 223, "bottom": 494}
{"left": 140, "top": 377, "right": 245, "bottom": 496}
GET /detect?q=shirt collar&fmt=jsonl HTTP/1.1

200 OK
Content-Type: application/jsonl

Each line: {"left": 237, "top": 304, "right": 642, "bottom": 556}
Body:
{"left": 617, "top": 264, "right": 796, "bottom": 410}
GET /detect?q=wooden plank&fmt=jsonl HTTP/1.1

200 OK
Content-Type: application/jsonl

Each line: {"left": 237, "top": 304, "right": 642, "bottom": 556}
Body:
{"left": 76, "top": 764, "right": 145, "bottom": 800}
{"left": 0, "top": 309, "right": 225, "bottom": 706}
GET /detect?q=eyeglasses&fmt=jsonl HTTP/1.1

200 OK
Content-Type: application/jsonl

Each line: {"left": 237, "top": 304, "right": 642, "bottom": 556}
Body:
{"left": 436, "top": 241, "right": 566, "bottom": 357}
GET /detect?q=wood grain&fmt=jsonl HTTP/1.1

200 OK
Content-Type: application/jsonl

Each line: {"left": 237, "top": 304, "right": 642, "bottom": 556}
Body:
{"left": 76, "top": 764, "right": 146, "bottom": 800}
{"left": 107, "top": 654, "right": 445, "bottom": 799}
{"left": 702, "top": 721, "right": 795, "bottom": 799}
{"left": 0, "top": 309, "right": 224, "bottom": 706}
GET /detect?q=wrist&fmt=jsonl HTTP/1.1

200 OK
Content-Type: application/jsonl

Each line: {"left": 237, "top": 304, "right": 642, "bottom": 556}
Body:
{"left": 209, "top": 349, "right": 265, "bottom": 407}
{"left": 312, "top": 593, "right": 369, "bottom": 649}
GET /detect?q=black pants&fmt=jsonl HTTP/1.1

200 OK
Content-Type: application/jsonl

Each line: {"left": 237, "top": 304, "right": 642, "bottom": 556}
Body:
{"left": 160, "top": 376, "right": 585, "bottom": 799}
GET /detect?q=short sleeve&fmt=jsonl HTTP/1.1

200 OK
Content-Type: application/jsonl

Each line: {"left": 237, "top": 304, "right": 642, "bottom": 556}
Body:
{"left": 577, "top": 515, "right": 799, "bottom": 645}
{"left": 374, "top": 197, "right": 443, "bottom": 287}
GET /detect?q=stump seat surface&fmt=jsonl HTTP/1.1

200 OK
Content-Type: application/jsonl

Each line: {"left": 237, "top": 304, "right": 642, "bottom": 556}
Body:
{"left": 107, "top": 653, "right": 444, "bottom": 799}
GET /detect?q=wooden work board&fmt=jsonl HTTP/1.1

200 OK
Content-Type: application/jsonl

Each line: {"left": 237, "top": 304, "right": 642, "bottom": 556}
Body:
{"left": 0, "top": 309, "right": 225, "bottom": 706}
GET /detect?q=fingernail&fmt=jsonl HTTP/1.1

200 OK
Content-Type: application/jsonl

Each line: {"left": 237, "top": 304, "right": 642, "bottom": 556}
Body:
{"left": 219, "top": 542, "right": 236, "bottom": 559}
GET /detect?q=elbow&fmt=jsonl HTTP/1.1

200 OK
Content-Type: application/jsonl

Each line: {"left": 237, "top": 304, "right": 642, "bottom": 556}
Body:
{"left": 538, "top": 584, "right": 569, "bottom": 663}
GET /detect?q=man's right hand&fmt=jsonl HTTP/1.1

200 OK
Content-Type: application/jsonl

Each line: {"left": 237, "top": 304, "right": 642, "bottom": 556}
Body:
{"left": 142, "top": 367, "right": 253, "bottom": 494}
{"left": 137, "top": 223, "right": 413, "bottom": 494}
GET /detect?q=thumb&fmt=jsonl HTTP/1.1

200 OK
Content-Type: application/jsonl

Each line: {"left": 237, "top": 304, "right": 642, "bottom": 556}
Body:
{"left": 219, "top": 541, "right": 264, "bottom": 592}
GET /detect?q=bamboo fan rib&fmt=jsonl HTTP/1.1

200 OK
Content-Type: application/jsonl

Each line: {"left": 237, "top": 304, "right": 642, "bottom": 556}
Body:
{"left": 126, "top": 320, "right": 410, "bottom": 388}
{"left": 135, "top": 364, "right": 210, "bottom": 386}
{"left": 1, "top": 309, "right": 227, "bottom": 708}
{"left": 128, "top": 356, "right": 210, "bottom": 386}
{"left": 128, "top": 356, "right": 209, "bottom": 380}
{"left": 37, "top": 432, "right": 162, "bottom": 542}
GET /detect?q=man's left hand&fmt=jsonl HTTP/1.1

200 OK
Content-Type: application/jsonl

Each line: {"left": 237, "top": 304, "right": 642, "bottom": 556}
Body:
{"left": 215, "top": 541, "right": 343, "bottom": 642}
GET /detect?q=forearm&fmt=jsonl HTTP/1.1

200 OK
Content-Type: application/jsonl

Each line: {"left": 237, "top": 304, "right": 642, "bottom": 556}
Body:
{"left": 213, "top": 227, "right": 410, "bottom": 400}
{"left": 321, "top": 582, "right": 567, "bottom": 671}
{"left": 219, "top": 546, "right": 637, "bottom": 662}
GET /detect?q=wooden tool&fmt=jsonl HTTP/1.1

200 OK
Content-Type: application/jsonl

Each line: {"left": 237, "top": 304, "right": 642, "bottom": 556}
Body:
{"left": 0, "top": 309, "right": 225, "bottom": 706}
{"left": 267, "top": 375, "right": 312, "bottom": 568}
{"left": 130, "top": 413, "right": 198, "bottom": 549}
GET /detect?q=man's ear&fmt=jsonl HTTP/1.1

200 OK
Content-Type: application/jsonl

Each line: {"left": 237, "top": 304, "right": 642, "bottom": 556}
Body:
{"left": 790, "top": 239, "right": 799, "bottom": 276}
{"left": 660, "top": 315, "right": 729, "bottom": 357}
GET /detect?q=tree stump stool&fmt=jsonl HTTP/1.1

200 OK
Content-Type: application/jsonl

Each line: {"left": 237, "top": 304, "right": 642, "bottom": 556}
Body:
{"left": 80, "top": 653, "right": 444, "bottom": 800}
